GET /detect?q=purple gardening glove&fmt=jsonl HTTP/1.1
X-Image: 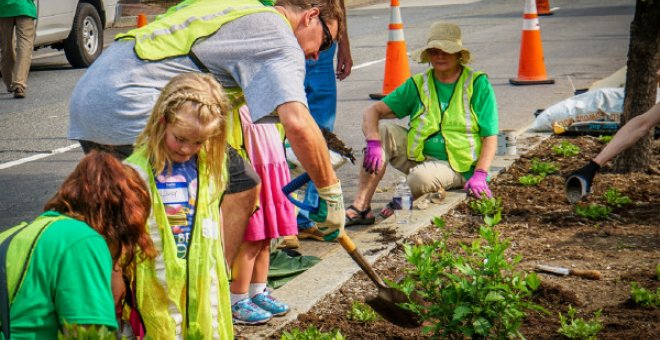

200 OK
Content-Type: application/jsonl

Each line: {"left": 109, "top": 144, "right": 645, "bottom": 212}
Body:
{"left": 464, "top": 169, "right": 492, "bottom": 199}
{"left": 362, "top": 139, "right": 383, "bottom": 174}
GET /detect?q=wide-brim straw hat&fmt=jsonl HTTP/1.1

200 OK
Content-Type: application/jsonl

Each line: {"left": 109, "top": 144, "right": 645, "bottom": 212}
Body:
{"left": 412, "top": 22, "right": 472, "bottom": 64}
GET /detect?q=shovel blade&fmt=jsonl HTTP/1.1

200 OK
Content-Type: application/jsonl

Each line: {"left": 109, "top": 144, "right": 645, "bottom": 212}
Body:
{"left": 366, "top": 287, "right": 421, "bottom": 328}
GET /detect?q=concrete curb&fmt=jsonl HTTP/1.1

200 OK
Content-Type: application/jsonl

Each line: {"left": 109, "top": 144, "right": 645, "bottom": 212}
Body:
{"left": 237, "top": 129, "right": 552, "bottom": 338}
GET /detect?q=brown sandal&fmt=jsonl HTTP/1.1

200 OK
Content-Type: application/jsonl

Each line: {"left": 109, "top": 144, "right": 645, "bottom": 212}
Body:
{"left": 345, "top": 205, "right": 376, "bottom": 226}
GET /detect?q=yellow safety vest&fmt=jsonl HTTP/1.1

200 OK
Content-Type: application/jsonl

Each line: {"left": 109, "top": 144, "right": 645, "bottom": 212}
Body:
{"left": 407, "top": 66, "right": 483, "bottom": 173}
{"left": 125, "top": 148, "right": 232, "bottom": 339}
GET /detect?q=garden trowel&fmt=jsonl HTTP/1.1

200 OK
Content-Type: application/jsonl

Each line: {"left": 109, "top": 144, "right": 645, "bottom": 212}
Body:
{"left": 283, "top": 173, "right": 422, "bottom": 328}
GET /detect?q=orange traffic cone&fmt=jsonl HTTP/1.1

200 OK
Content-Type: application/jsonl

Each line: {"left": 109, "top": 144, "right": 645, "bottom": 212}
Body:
{"left": 369, "top": 0, "right": 411, "bottom": 100}
{"left": 536, "top": 0, "right": 554, "bottom": 16}
{"left": 137, "top": 14, "right": 148, "bottom": 28}
{"left": 510, "top": 0, "right": 554, "bottom": 85}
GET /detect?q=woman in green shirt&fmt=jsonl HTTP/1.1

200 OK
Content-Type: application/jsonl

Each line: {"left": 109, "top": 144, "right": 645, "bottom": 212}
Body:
{"left": 345, "top": 21, "right": 499, "bottom": 226}
{"left": 1, "top": 151, "right": 157, "bottom": 338}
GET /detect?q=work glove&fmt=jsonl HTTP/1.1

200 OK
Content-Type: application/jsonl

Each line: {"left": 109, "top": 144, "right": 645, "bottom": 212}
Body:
{"left": 464, "top": 169, "right": 492, "bottom": 199}
{"left": 362, "top": 139, "right": 383, "bottom": 174}
{"left": 565, "top": 160, "right": 600, "bottom": 203}
{"left": 309, "top": 181, "right": 345, "bottom": 241}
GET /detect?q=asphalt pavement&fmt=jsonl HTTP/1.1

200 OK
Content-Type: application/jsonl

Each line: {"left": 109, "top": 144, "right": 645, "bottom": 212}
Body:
{"left": 0, "top": 0, "right": 635, "bottom": 336}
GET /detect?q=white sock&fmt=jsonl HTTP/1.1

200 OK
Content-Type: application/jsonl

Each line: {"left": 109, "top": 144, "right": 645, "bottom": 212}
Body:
{"left": 249, "top": 283, "right": 267, "bottom": 298}
{"left": 230, "top": 293, "right": 249, "bottom": 306}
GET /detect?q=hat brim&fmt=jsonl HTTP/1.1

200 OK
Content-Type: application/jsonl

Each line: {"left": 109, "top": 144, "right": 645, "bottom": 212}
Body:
{"left": 412, "top": 40, "right": 471, "bottom": 64}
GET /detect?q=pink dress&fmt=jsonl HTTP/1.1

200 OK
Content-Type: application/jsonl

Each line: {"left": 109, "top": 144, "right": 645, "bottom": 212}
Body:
{"left": 239, "top": 106, "right": 297, "bottom": 241}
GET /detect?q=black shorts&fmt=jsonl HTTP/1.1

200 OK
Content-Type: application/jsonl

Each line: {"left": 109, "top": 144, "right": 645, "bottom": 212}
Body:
{"left": 79, "top": 141, "right": 260, "bottom": 194}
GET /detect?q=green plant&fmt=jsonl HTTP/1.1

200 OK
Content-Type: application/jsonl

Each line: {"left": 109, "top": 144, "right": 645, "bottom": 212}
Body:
{"left": 575, "top": 204, "right": 611, "bottom": 220}
{"left": 530, "top": 158, "right": 558, "bottom": 175}
{"left": 630, "top": 282, "right": 660, "bottom": 307}
{"left": 597, "top": 135, "right": 613, "bottom": 143}
{"left": 393, "top": 216, "right": 544, "bottom": 338}
{"left": 346, "top": 301, "right": 379, "bottom": 323}
{"left": 468, "top": 196, "right": 503, "bottom": 216}
{"left": 518, "top": 174, "right": 545, "bottom": 186}
{"left": 58, "top": 324, "right": 118, "bottom": 340}
{"left": 557, "top": 305, "right": 603, "bottom": 339}
{"left": 656, "top": 264, "right": 660, "bottom": 280}
{"left": 602, "top": 187, "right": 632, "bottom": 208}
{"left": 281, "top": 326, "right": 345, "bottom": 340}
{"left": 552, "top": 141, "right": 581, "bottom": 157}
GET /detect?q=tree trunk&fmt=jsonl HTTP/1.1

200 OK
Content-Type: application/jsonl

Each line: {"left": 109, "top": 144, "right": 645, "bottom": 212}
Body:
{"left": 613, "top": 0, "right": 660, "bottom": 173}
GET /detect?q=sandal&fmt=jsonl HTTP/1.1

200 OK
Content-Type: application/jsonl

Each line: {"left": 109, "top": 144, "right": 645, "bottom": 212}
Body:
{"left": 379, "top": 201, "right": 396, "bottom": 219}
{"left": 345, "top": 205, "right": 376, "bottom": 227}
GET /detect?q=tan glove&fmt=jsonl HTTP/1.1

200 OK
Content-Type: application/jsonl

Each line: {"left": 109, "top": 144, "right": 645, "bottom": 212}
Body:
{"left": 309, "top": 181, "right": 345, "bottom": 241}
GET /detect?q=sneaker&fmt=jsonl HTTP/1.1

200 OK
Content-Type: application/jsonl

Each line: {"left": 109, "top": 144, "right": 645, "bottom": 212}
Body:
{"left": 251, "top": 290, "right": 289, "bottom": 317}
{"left": 276, "top": 235, "right": 299, "bottom": 249}
{"left": 13, "top": 87, "right": 25, "bottom": 99}
{"left": 297, "top": 225, "right": 339, "bottom": 242}
{"left": 231, "top": 298, "right": 272, "bottom": 325}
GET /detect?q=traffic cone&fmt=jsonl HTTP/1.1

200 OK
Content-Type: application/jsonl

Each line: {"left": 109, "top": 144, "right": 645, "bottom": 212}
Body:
{"left": 369, "top": 0, "right": 411, "bottom": 100}
{"left": 536, "top": 0, "right": 554, "bottom": 16}
{"left": 509, "top": 0, "right": 554, "bottom": 85}
{"left": 137, "top": 14, "right": 148, "bottom": 28}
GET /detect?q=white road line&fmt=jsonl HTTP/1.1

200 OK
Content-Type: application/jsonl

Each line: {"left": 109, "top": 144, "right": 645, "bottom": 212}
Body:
{"left": 0, "top": 144, "right": 80, "bottom": 170}
{"left": 352, "top": 58, "right": 386, "bottom": 70}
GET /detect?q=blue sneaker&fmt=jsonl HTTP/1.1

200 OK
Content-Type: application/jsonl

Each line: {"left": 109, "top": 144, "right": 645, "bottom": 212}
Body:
{"left": 251, "top": 290, "right": 290, "bottom": 317}
{"left": 231, "top": 298, "right": 272, "bottom": 325}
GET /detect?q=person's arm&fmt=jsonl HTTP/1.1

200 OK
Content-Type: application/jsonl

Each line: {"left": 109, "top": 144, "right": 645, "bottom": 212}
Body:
{"left": 363, "top": 101, "right": 397, "bottom": 140}
{"left": 593, "top": 101, "right": 660, "bottom": 166}
{"left": 474, "top": 135, "right": 497, "bottom": 171}
{"left": 335, "top": 0, "right": 352, "bottom": 81}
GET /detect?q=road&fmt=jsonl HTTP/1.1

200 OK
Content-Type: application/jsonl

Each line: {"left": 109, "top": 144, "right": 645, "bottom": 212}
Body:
{"left": 0, "top": 0, "right": 634, "bottom": 228}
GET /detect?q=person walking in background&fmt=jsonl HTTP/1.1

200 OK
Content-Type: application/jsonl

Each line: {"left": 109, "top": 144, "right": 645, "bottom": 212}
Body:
{"left": 296, "top": 0, "right": 353, "bottom": 242}
{"left": 0, "top": 0, "right": 36, "bottom": 98}
{"left": 123, "top": 73, "right": 234, "bottom": 338}
{"left": 0, "top": 151, "right": 157, "bottom": 338}
{"left": 344, "top": 21, "right": 499, "bottom": 226}
{"left": 230, "top": 105, "right": 296, "bottom": 325}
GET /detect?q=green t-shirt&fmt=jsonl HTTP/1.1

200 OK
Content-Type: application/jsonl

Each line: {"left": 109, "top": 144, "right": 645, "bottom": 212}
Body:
{"left": 0, "top": 0, "right": 37, "bottom": 19}
{"left": 8, "top": 211, "right": 117, "bottom": 339}
{"left": 382, "top": 73, "right": 499, "bottom": 163}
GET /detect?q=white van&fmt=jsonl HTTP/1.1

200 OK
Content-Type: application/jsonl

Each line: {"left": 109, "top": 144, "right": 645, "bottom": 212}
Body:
{"left": 35, "top": 0, "right": 118, "bottom": 67}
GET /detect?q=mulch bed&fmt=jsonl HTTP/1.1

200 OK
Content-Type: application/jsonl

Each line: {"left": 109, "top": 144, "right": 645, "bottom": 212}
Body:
{"left": 272, "top": 135, "right": 660, "bottom": 339}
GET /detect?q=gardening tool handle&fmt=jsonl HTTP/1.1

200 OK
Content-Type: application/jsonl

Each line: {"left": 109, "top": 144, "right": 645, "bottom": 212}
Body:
{"left": 281, "top": 173, "right": 319, "bottom": 212}
{"left": 338, "top": 234, "right": 389, "bottom": 288}
{"left": 569, "top": 269, "right": 602, "bottom": 280}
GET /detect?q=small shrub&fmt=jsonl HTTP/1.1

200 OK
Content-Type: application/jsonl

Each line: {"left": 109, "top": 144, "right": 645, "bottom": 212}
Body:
{"left": 468, "top": 196, "right": 503, "bottom": 216}
{"left": 602, "top": 187, "right": 632, "bottom": 208}
{"left": 58, "top": 324, "right": 117, "bottom": 339}
{"left": 281, "top": 326, "right": 345, "bottom": 340}
{"left": 394, "top": 217, "right": 544, "bottom": 339}
{"left": 346, "top": 301, "right": 379, "bottom": 323}
{"left": 597, "top": 135, "right": 613, "bottom": 143}
{"left": 552, "top": 141, "right": 581, "bottom": 157}
{"left": 557, "top": 305, "right": 603, "bottom": 339}
{"left": 575, "top": 204, "right": 611, "bottom": 220}
{"left": 519, "top": 174, "right": 545, "bottom": 186}
{"left": 530, "top": 158, "right": 558, "bottom": 175}
{"left": 630, "top": 282, "right": 660, "bottom": 308}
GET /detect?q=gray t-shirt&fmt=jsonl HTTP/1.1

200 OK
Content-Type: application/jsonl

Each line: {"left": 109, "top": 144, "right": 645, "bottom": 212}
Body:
{"left": 68, "top": 12, "right": 307, "bottom": 145}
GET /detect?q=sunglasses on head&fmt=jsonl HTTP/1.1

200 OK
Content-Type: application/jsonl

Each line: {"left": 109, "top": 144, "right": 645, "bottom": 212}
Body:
{"left": 318, "top": 15, "right": 333, "bottom": 52}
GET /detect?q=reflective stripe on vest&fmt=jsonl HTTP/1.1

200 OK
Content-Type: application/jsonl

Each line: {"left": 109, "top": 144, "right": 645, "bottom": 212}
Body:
{"left": 115, "top": 0, "right": 283, "bottom": 61}
{"left": 407, "top": 66, "right": 483, "bottom": 173}
{"left": 125, "top": 148, "right": 232, "bottom": 339}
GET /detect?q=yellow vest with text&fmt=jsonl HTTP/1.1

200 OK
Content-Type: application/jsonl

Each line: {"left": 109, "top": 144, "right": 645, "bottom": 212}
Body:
{"left": 125, "top": 148, "right": 232, "bottom": 339}
{"left": 407, "top": 66, "right": 483, "bottom": 173}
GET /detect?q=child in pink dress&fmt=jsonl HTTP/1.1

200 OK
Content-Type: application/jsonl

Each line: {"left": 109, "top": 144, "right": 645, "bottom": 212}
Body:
{"left": 229, "top": 105, "right": 297, "bottom": 325}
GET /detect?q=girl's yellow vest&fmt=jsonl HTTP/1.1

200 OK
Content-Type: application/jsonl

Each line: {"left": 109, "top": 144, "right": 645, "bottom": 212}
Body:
{"left": 125, "top": 148, "right": 232, "bottom": 339}
{"left": 407, "top": 66, "right": 483, "bottom": 173}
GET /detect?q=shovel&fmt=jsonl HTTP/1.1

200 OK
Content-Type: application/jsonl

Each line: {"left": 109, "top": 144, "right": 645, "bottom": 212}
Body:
{"left": 282, "top": 173, "right": 422, "bottom": 328}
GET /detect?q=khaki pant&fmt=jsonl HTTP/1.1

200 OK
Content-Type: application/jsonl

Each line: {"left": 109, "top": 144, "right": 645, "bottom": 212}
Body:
{"left": 380, "top": 122, "right": 465, "bottom": 197}
{"left": 0, "top": 16, "right": 35, "bottom": 92}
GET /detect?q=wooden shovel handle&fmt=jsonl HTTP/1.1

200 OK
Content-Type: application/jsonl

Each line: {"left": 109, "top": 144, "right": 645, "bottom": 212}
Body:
{"left": 337, "top": 233, "right": 389, "bottom": 288}
{"left": 570, "top": 269, "right": 602, "bottom": 280}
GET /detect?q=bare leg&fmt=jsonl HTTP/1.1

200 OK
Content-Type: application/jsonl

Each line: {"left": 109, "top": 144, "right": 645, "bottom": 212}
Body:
{"left": 251, "top": 240, "right": 271, "bottom": 284}
{"left": 346, "top": 163, "right": 387, "bottom": 219}
{"left": 230, "top": 240, "right": 262, "bottom": 295}
{"left": 222, "top": 183, "right": 260, "bottom": 267}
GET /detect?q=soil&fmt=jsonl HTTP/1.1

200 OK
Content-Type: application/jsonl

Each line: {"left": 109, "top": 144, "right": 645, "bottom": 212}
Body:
{"left": 274, "top": 135, "right": 660, "bottom": 339}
